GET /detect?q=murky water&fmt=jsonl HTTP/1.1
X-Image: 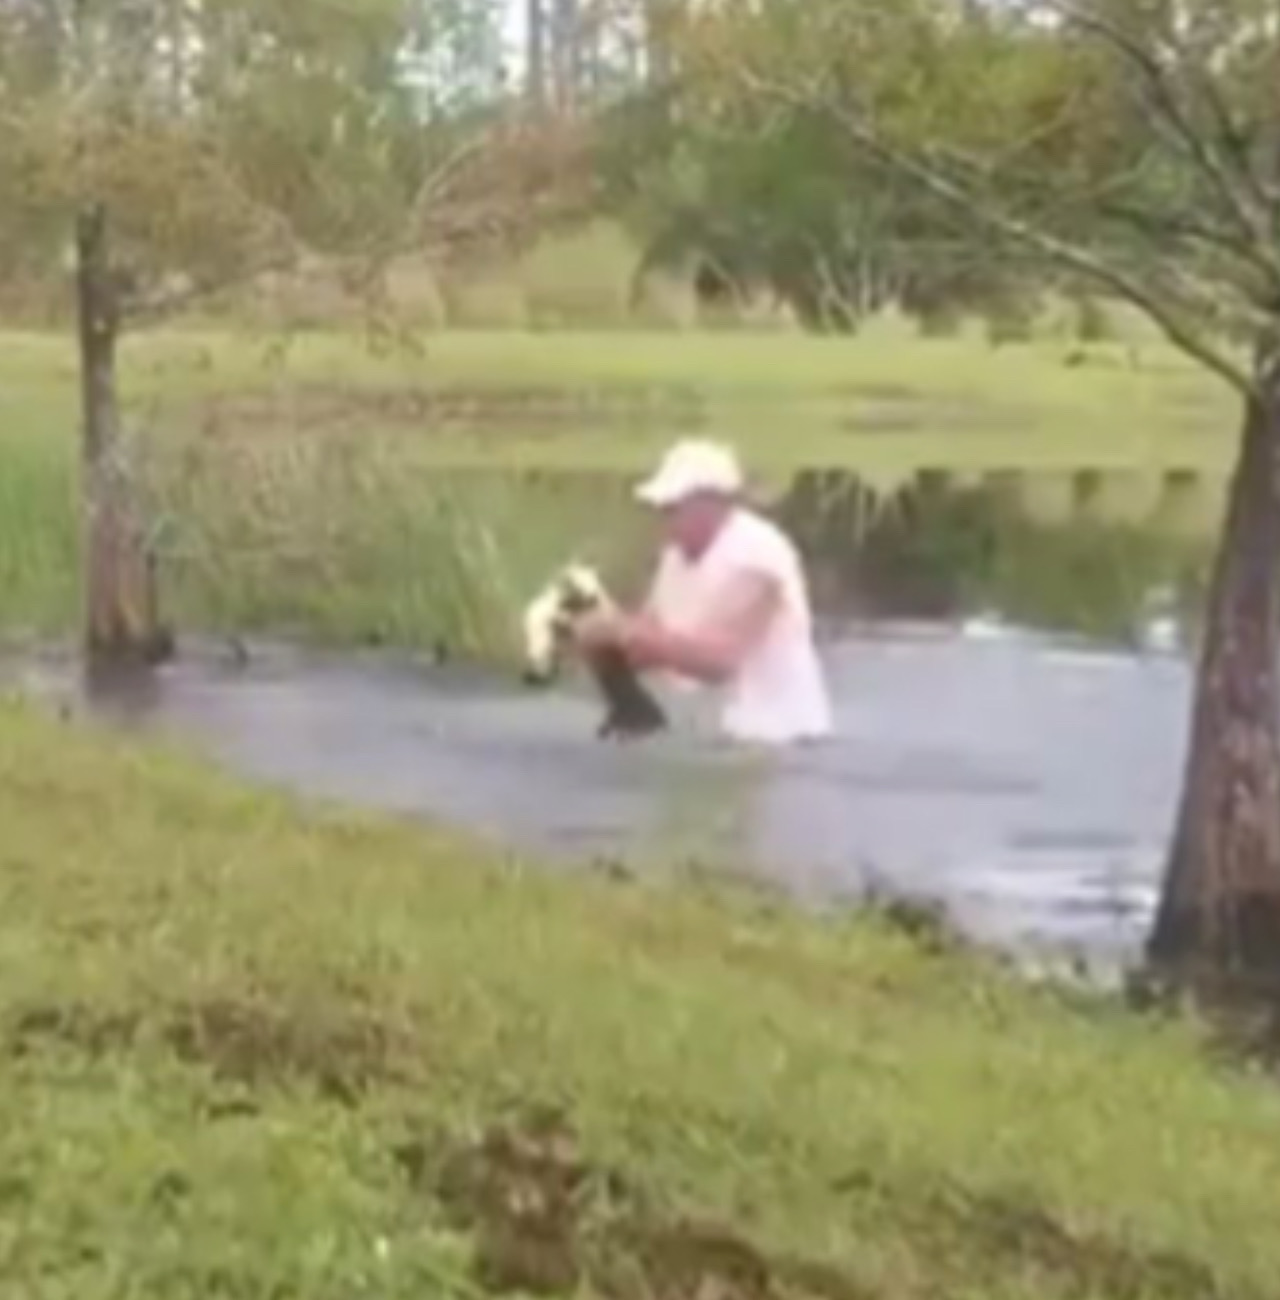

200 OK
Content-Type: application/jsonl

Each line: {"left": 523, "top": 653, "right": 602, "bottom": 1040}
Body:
{"left": 1, "top": 464, "right": 1218, "bottom": 976}
{"left": 6, "top": 615, "right": 1190, "bottom": 978}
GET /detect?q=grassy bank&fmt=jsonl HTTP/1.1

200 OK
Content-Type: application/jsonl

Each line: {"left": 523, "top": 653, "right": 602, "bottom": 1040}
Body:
{"left": 0, "top": 325, "right": 1238, "bottom": 651}
{"left": 0, "top": 699, "right": 1278, "bottom": 1297}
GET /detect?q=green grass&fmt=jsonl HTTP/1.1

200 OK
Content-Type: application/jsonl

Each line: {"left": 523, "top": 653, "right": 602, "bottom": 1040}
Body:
{"left": 0, "top": 698, "right": 1278, "bottom": 1297}
{"left": 2, "top": 324, "right": 1245, "bottom": 470}
{"left": 0, "top": 324, "right": 1241, "bottom": 650}
{"left": 148, "top": 452, "right": 654, "bottom": 660}
{"left": 132, "top": 323, "right": 1242, "bottom": 474}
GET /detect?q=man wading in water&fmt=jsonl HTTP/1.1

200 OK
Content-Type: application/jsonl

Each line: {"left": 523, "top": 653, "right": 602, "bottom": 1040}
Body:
{"left": 572, "top": 440, "right": 832, "bottom": 746}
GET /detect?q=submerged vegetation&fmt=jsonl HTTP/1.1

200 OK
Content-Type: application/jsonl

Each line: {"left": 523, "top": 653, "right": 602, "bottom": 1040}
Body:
{"left": 0, "top": 698, "right": 1277, "bottom": 1298}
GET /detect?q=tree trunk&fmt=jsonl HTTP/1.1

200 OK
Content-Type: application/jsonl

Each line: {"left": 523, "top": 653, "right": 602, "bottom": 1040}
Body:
{"left": 76, "top": 203, "right": 169, "bottom": 666}
{"left": 551, "top": 0, "right": 580, "bottom": 113}
{"left": 1148, "top": 368, "right": 1280, "bottom": 996}
{"left": 646, "top": 0, "right": 673, "bottom": 87}
{"left": 527, "top": 0, "right": 546, "bottom": 108}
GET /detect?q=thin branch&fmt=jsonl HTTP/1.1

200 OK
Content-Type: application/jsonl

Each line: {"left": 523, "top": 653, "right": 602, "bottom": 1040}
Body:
{"left": 943, "top": 144, "right": 1270, "bottom": 285}
{"left": 863, "top": 124, "right": 1269, "bottom": 295}
{"left": 121, "top": 244, "right": 300, "bottom": 324}
{"left": 1185, "top": 46, "right": 1274, "bottom": 212}
{"left": 1044, "top": 0, "right": 1280, "bottom": 286}
{"left": 407, "top": 136, "right": 489, "bottom": 225}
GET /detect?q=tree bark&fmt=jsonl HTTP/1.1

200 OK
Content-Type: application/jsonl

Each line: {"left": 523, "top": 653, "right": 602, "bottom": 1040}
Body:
{"left": 646, "top": 0, "right": 674, "bottom": 88}
{"left": 76, "top": 203, "right": 170, "bottom": 666}
{"left": 527, "top": 0, "right": 546, "bottom": 108}
{"left": 1148, "top": 367, "right": 1280, "bottom": 996}
{"left": 551, "top": 0, "right": 580, "bottom": 113}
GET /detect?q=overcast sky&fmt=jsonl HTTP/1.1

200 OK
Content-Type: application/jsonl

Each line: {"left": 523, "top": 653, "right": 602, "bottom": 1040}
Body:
{"left": 497, "top": 0, "right": 526, "bottom": 64}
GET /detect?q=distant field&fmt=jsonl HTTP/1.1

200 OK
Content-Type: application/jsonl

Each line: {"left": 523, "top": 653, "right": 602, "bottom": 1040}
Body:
{"left": 0, "top": 324, "right": 1242, "bottom": 476}
{"left": 0, "top": 324, "right": 1239, "bottom": 648}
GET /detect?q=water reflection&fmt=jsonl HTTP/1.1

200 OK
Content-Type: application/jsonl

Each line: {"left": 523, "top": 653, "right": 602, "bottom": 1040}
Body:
{"left": 775, "top": 467, "right": 1212, "bottom": 650}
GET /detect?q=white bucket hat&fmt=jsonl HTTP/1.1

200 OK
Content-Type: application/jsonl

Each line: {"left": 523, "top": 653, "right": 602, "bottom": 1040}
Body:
{"left": 634, "top": 439, "right": 744, "bottom": 507}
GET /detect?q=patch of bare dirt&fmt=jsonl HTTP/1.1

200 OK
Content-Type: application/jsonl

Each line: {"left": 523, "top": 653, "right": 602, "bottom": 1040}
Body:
{"left": 956, "top": 1185, "right": 1235, "bottom": 1299}
{"left": 834, "top": 1166, "right": 1255, "bottom": 1300}
{"left": 8, "top": 1003, "right": 138, "bottom": 1056}
{"left": 417, "top": 1106, "right": 877, "bottom": 1300}
{"left": 417, "top": 1107, "right": 1250, "bottom": 1300}
{"left": 8, "top": 996, "right": 420, "bottom": 1103}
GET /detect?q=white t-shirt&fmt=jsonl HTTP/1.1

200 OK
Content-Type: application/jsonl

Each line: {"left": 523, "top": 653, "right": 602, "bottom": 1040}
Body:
{"left": 647, "top": 508, "right": 833, "bottom": 745}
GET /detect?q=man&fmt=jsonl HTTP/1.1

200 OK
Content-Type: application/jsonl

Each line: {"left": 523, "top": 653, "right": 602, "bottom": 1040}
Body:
{"left": 573, "top": 439, "right": 833, "bottom": 745}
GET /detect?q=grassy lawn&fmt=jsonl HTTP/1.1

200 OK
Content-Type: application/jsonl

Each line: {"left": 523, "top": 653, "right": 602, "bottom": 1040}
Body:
{"left": 0, "top": 698, "right": 1277, "bottom": 1297}
{"left": 0, "top": 324, "right": 1243, "bottom": 474}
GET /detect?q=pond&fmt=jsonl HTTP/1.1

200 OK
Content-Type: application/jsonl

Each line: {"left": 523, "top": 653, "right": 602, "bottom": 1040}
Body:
{"left": 3, "top": 462, "right": 1223, "bottom": 980}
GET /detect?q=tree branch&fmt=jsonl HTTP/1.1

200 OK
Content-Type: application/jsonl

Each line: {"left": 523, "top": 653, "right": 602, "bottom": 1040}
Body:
{"left": 927, "top": 138, "right": 1271, "bottom": 288}
{"left": 1043, "top": 0, "right": 1280, "bottom": 288}
{"left": 407, "top": 137, "right": 489, "bottom": 227}
{"left": 1183, "top": 41, "right": 1275, "bottom": 213}
{"left": 121, "top": 244, "right": 301, "bottom": 325}
{"left": 739, "top": 67, "right": 1257, "bottom": 398}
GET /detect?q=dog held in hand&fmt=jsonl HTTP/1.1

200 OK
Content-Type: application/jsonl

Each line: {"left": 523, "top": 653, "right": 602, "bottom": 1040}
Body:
{"left": 521, "top": 563, "right": 667, "bottom": 740}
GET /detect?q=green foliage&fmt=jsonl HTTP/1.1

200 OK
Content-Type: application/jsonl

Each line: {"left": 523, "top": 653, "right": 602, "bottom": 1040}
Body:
{"left": 598, "top": 6, "right": 1048, "bottom": 331}
{"left": 611, "top": 0, "right": 1280, "bottom": 378}
{"left": 0, "top": 0, "right": 508, "bottom": 316}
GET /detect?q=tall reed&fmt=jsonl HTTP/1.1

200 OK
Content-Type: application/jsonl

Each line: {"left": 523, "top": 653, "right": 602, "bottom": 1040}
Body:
{"left": 139, "top": 430, "right": 650, "bottom": 661}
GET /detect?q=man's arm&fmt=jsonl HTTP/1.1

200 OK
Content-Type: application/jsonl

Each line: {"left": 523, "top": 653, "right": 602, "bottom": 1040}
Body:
{"left": 618, "top": 566, "right": 779, "bottom": 684}
{"left": 638, "top": 548, "right": 672, "bottom": 621}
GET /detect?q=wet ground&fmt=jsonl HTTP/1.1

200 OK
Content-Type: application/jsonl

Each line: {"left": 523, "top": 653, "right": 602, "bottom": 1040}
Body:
{"left": 4, "top": 615, "right": 1190, "bottom": 976}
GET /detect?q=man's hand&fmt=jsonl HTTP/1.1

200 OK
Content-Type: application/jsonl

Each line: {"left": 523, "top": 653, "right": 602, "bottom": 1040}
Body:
{"left": 569, "top": 566, "right": 778, "bottom": 685}
{"left": 570, "top": 608, "right": 626, "bottom": 653}
{"left": 571, "top": 609, "right": 666, "bottom": 669}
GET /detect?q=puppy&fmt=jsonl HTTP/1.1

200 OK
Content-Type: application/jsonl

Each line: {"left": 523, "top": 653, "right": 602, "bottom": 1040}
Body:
{"left": 521, "top": 563, "right": 667, "bottom": 740}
